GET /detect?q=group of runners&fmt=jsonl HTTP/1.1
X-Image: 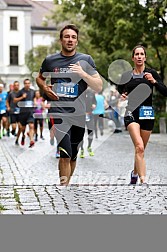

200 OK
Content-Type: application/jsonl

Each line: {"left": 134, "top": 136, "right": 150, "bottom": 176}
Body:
{"left": 1, "top": 24, "right": 167, "bottom": 186}
{"left": 0, "top": 79, "right": 46, "bottom": 148}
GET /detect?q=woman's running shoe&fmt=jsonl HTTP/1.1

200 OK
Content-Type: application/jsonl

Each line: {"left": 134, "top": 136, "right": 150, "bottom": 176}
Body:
{"left": 129, "top": 170, "right": 138, "bottom": 185}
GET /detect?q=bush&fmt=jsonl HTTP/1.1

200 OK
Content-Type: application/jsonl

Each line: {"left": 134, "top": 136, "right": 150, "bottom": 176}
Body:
{"left": 153, "top": 112, "right": 167, "bottom": 133}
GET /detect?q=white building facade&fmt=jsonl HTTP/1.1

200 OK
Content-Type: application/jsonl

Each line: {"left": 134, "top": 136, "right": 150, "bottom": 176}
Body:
{"left": 0, "top": 0, "right": 56, "bottom": 88}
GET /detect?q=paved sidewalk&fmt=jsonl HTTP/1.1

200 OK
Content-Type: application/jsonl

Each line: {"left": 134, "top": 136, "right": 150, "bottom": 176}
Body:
{"left": 0, "top": 126, "right": 167, "bottom": 214}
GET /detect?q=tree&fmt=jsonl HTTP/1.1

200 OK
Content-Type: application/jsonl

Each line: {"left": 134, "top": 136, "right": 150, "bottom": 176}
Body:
{"left": 25, "top": 45, "right": 48, "bottom": 76}
{"left": 54, "top": 0, "right": 167, "bottom": 112}
{"left": 50, "top": 2, "right": 110, "bottom": 79}
{"left": 54, "top": 0, "right": 167, "bottom": 81}
{"left": 25, "top": 1, "right": 167, "bottom": 110}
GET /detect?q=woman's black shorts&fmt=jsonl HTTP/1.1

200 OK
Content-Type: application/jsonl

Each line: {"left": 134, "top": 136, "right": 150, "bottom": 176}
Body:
{"left": 124, "top": 109, "right": 154, "bottom": 131}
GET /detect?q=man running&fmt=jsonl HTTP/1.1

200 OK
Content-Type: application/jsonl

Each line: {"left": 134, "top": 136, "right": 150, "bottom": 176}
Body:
{"left": 6, "top": 81, "right": 22, "bottom": 145}
{"left": 36, "top": 24, "right": 102, "bottom": 185}
{"left": 14, "top": 79, "right": 35, "bottom": 148}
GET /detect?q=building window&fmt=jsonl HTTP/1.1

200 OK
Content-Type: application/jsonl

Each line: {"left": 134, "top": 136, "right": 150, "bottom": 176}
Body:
{"left": 10, "top": 46, "right": 19, "bottom": 65}
{"left": 10, "top": 17, "right": 17, "bottom": 30}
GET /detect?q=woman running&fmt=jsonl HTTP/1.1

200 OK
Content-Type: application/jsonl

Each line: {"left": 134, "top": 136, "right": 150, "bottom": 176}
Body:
{"left": 118, "top": 45, "right": 167, "bottom": 185}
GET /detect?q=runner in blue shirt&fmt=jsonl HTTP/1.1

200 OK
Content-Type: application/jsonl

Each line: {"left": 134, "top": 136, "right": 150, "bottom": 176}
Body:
{"left": 92, "top": 91, "right": 105, "bottom": 138}
{"left": 0, "top": 84, "right": 8, "bottom": 139}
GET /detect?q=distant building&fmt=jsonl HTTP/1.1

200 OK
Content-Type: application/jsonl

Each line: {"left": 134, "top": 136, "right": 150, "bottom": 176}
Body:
{"left": 0, "top": 0, "right": 56, "bottom": 88}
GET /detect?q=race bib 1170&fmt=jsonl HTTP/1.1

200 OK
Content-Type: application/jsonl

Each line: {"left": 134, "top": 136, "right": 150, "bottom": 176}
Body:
{"left": 56, "top": 82, "right": 78, "bottom": 98}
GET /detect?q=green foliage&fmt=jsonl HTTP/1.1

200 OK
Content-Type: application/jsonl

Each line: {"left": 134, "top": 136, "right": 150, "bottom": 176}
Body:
{"left": 153, "top": 89, "right": 166, "bottom": 113}
{"left": 25, "top": 0, "right": 167, "bottom": 115}
{"left": 25, "top": 45, "right": 57, "bottom": 83}
{"left": 53, "top": 0, "right": 167, "bottom": 81}
{"left": 153, "top": 88, "right": 167, "bottom": 132}
{"left": 0, "top": 204, "right": 7, "bottom": 211}
{"left": 153, "top": 111, "right": 167, "bottom": 133}
{"left": 51, "top": 0, "right": 167, "bottom": 118}
{"left": 25, "top": 46, "right": 48, "bottom": 74}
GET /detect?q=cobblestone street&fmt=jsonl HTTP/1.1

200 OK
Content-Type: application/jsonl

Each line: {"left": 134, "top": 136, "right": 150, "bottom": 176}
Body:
{"left": 0, "top": 125, "right": 167, "bottom": 214}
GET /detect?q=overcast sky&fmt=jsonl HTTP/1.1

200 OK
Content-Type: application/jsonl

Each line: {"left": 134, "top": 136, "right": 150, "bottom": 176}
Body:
{"left": 139, "top": 0, "right": 146, "bottom": 6}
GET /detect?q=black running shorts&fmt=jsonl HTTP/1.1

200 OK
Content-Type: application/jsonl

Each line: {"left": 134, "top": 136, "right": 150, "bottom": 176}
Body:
{"left": 124, "top": 109, "right": 154, "bottom": 131}
{"left": 52, "top": 116, "right": 85, "bottom": 161}
{"left": 19, "top": 112, "right": 34, "bottom": 126}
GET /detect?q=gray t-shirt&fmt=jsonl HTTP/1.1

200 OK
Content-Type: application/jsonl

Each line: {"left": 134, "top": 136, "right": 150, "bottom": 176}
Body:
{"left": 40, "top": 52, "right": 97, "bottom": 115}
{"left": 7, "top": 91, "right": 20, "bottom": 114}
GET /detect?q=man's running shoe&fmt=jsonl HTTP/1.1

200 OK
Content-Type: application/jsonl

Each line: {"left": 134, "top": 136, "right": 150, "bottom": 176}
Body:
{"left": 87, "top": 147, "right": 94, "bottom": 156}
{"left": 80, "top": 150, "right": 85, "bottom": 158}
{"left": 2, "top": 129, "right": 6, "bottom": 136}
{"left": 15, "top": 139, "right": 19, "bottom": 146}
{"left": 129, "top": 170, "right": 138, "bottom": 185}
{"left": 0, "top": 132, "right": 2, "bottom": 139}
{"left": 40, "top": 135, "right": 45, "bottom": 140}
{"left": 50, "top": 138, "right": 54, "bottom": 146}
{"left": 35, "top": 134, "right": 38, "bottom": 142}
{"left": 21, "top": 136, "right": 25, "bottom": 145}
{"left": 29, "top": 140, "right": 35, "bottom": 148}
{"left": 56, "top": 151, "right": 60, "bottom": 158}
{"left": 11, "top": 129, "right": 16, "bottom": 136}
